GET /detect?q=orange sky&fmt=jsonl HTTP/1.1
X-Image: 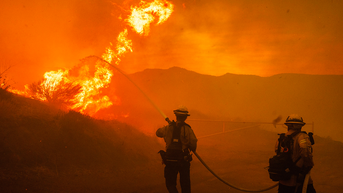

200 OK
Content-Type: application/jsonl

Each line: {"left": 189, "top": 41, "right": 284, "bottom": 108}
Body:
{"left": 1, "top": 0, "right": 343, "bottom": 89}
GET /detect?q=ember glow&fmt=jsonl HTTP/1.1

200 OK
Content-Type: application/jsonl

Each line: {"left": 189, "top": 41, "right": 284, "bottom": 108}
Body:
{"left": 9, "top": 0, "right": 174, "bottom": 117}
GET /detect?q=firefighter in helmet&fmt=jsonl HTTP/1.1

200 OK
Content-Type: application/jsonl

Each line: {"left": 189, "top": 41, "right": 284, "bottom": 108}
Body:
{"left": 276, "top": 114, "right": 316, "bottom": 193}
{"left": 156, "top": 105, "right": 197, "bottom": 193}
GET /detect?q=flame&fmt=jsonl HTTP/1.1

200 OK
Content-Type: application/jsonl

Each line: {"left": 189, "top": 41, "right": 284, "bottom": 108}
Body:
{"left": 102, "top": 0, "right": 174, "bottom": 64}
{"left": 9, "top": 0, "right": 174, "bottom": 118}
{"left": 71, "top": 61, "right": 115, "bottom": 114}
{"left": 102, "top": 43, "right": 115, "bottom": 64}
{"left": 126, "top": 0, "right": 174, "bottom": 35}
{"left": 16, "top": 69, "right": 70, "bottom": 102}
{"left": 116, "top": 29, "right": 133, "bottom": 61}
{"left": 102, "top": 29, "right": 133, "bottom": 65}
{"left": 8, "top": 88, "right": 27, "bottom": 96}
{"left": 19, "top": 60, "right": 116, "bottom": 116}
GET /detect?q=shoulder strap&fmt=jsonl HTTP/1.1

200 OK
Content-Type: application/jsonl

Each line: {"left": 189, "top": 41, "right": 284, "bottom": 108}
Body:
{"left": 277, "top": 133, "right": 286, "bottom": 154}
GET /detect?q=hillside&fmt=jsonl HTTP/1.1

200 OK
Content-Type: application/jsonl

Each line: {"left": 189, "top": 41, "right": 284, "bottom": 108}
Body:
{"left": 111, "top": 66, "right": 343, "bottom": 142}
{"left": 1, "top": 88, "right": 343, "bottom": 192}
{"left": 0, "top": 89, "right": 164, "bottom": 192}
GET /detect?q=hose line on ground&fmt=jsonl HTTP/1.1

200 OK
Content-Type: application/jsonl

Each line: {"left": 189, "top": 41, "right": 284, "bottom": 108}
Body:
{"left": 93, "top": 55, "right": 278, "bottom": 192}
{"left": 193, "top": 151, "right": 278, "bottom": 192}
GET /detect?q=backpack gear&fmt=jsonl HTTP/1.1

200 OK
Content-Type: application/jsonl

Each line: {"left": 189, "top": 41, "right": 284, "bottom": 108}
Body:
{"left": 159, "top": 121, "right": 192, "bottom": 164}
{"left": 284, "top": 114, "right": 306, "bottom": 126}
{"left": 268, "top": 131, "right": 303, "bottom": 181}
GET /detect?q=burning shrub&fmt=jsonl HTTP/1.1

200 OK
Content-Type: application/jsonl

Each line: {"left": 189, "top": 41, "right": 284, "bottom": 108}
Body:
{"left": 26, "top": 79, "right": 82, "bottom": 109}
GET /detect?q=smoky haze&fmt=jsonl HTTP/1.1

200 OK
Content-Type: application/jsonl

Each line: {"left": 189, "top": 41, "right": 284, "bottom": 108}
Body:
{"left": 107, "top": 67, "right": 343, "bottom": 142}
{"left": 1, "top": 69, "right": 343, "bottom": 192}
{"left": 1, "top": 0, "right": 343, "bottom": 90}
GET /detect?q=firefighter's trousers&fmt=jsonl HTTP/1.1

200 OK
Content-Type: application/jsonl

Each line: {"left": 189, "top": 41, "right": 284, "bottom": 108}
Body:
{"left": 164, "top": 161, "right": 191, "bottom": 193}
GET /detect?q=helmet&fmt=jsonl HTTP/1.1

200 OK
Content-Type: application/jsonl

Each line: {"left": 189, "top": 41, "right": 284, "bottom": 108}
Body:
{"left": 284, "top": 114, "right": 306, "bottom": 126}
{"left": 173, "top": 105, "right": 190, "bottom": 116}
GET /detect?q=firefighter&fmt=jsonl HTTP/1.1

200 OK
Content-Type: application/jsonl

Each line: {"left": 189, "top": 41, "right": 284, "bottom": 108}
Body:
{"left": 276, "top": 114, "right": 316, "bottom": 193}
{"left": 156, "top": 105, "right": 197, "bottom": 193}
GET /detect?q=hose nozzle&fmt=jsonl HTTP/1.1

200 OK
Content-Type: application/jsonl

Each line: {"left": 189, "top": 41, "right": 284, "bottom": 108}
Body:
{"left": 165, "top": 117, "right": 171, "bottom": 124}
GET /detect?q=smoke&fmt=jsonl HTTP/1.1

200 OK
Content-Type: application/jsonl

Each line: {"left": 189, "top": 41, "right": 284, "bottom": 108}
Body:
{"left": 115, "top": 0, "right": 343, "bottom": 77}
{"left": 272, "top": 115, "right": 282, "bottom": 128}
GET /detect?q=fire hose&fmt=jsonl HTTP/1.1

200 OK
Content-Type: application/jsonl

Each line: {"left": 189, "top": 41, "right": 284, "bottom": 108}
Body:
{"left": 194, "top": 151, "right": 278, "bottom": 192}
{"left": 91, "top": 55, "right": 279, "bottom": 192}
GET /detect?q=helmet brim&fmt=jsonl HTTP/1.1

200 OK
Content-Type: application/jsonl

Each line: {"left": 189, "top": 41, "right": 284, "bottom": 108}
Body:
{"left": 284, "top": 122, "right": 306, "bottom": 126}
{"left": 173, "top": 110, "right": 190, "bottom": 116}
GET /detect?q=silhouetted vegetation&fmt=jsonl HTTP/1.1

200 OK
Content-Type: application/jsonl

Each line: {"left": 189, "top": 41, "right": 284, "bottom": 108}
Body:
{"left": 0, "top": 66, "right": 12, "bottom": 90}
